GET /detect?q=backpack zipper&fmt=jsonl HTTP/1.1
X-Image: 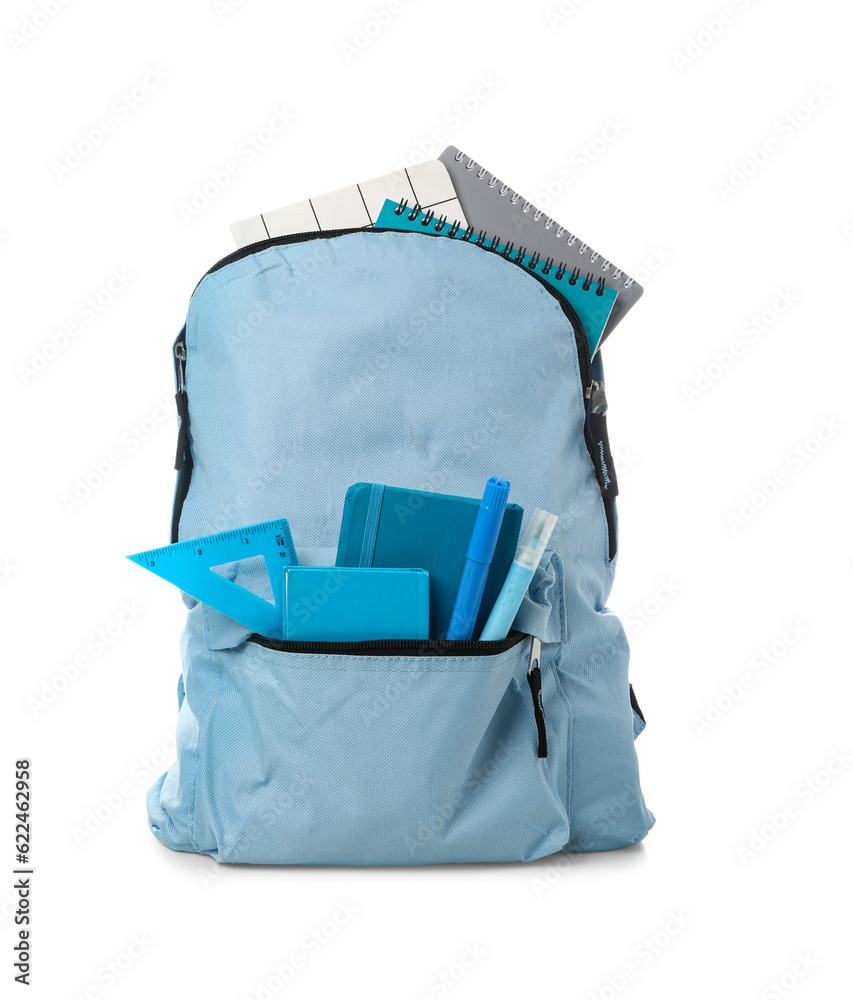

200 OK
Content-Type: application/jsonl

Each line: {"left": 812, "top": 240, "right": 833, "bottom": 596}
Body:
{"left": 526, "top": 636, "right": 548, "bottom": 757}
{"left": 248, "top": 629, "right": 526, "bottom": 657}
{"left": 583, "top": 375, "right": 618, "bottom": 560}
{"left": 171, "top": 329, "right": 191, "bottom": 542}
{"left": 584, "top": 380, "right": 606, "bottom": 414}
{"left": 197, "top": 225, "right": 592, "bottom": 387}
{"left": 174, "top": 338, "right": 188, "bottom": 470}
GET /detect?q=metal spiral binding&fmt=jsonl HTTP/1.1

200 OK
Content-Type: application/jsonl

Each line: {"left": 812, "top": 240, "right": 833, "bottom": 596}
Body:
{"left": 393, "top": 197, "right": 606, "bottom": 297}
{"left": 452, "top": 149, "right": 633, "bottom": 291}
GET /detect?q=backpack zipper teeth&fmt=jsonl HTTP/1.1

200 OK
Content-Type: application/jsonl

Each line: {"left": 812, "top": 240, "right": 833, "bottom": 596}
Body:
{"left": 197, "top": 225, "right": 593, "bottom": 388}
{"left": 248, "top": 630, "right": 527, "bottom": 657}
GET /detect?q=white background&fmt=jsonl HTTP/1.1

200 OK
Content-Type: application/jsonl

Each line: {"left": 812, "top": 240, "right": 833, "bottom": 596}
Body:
{"left": 3, "top": 0, "right": 851, "bottom": 997}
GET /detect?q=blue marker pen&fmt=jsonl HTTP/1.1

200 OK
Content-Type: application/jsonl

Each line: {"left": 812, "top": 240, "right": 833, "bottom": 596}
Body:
{"left": 478, "top": 509, "right": 558, "bottom": 641}
{"left": 446, "top": 477, "right": 511, "bottom": 641}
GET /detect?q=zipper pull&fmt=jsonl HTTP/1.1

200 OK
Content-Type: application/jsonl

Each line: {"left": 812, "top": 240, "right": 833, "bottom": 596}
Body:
{"left": 526, "top": 636, "right": 548, "bottom": 758}
{"left": 174, "top": 342, "right": 189, "bottom": 471}
{"left": 174, "top": 392, "right": 189, "bottom": 470}
{"left": 585, "top": 378, "right": 618, "bottom": 498}
{"left": 174, "top": 342, "right": 187, "bottom": 393}
{"left": 584, "top": 379, "right": 608, "bottom": 415}
{"left": 528, "top": 635, "right": 541, "bottom": 675}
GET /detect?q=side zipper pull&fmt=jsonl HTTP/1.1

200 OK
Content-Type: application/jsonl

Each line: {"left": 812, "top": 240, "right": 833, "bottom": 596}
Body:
{"left": 584, "top": 379, "right": 618, "bottom": 499}
{"left": 584, "top": 379, "right": 608, "bottom": 415}
{"left": 174, "top": 391, "right": 189, "bottom": 470}
{"left": 526, "top": 636, "right": 548, "bottom": 758}
{"left": 174, "top": 342, "right": 188, "bottom": 471}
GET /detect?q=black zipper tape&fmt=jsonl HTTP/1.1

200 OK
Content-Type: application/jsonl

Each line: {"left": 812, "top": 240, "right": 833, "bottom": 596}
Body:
{"left": 585, "top": 354, "right": 619, "bottom": 560}
{"left": 248, "top": 629, "right": 527, "bottom": 658}
{"left": 198, "top": 225, "right": 591, "bottom": 388}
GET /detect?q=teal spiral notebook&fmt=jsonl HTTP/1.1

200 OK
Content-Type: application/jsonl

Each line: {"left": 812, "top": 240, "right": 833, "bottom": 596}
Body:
{"left": 336, "top": 483, "right": 523, "bottom": 639}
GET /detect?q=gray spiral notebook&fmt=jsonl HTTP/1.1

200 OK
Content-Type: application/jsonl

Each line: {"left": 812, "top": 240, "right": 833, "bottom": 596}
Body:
{"left": 438, "top": 146, "right": 643, "bottom": 343}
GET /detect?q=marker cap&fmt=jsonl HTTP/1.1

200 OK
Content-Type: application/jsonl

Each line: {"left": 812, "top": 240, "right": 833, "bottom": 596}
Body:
{"left": 514, "top": 509, "right": 558, "bottom": 571}
{"left": 466, "top": 477, "right": 511, "bottom": 563}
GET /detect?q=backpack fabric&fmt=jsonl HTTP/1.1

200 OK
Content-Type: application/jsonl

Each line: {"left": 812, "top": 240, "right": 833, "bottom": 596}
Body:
{"left": 147, "top": 228, "right": 654, "bottom": 865}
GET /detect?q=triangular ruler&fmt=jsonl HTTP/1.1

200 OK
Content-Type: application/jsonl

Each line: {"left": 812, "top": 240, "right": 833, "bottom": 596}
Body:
{"left": 128, "top": 518, "right": 298, "bottom": 639}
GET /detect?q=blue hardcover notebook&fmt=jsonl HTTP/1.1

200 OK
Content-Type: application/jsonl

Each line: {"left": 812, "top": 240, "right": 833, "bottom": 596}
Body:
{"left": 283, "top": 566, "right": 429, "bottom": 642}
{"left": 336, "top": 484, "right": 523, "bottom": 639}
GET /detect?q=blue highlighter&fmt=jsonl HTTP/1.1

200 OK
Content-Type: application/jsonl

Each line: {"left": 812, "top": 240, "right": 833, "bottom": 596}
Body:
{"left": 446, "top": 477, "right": 511, "bottom": 641}
{"left": 479, "top": 508, "right": 558, "bottom": 641}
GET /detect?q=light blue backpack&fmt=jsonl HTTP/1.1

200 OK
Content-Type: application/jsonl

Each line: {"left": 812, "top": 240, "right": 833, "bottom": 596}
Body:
{"left": 147, "top": 225, "right": 654, "bottom": 865}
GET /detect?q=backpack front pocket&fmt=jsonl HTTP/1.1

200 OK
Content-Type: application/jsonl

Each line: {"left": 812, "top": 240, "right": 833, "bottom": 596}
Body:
{"left": 188, "top": 633, "right": 570, "bottom": 865}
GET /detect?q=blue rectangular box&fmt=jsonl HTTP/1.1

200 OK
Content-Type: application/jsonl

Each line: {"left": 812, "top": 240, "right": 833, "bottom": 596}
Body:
{"left": 282, "top": 566, "right": 429, "bottom": 641}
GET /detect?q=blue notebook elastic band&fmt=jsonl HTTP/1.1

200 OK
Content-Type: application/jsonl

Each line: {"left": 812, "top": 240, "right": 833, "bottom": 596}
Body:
{"left": 359, "top": 483, "right": 385, "bottom": 567}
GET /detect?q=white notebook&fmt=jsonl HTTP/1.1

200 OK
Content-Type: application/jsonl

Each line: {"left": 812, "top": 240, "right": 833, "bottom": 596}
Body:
{"left": 230, "top": 160, "right": 467, "bottom": 248}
